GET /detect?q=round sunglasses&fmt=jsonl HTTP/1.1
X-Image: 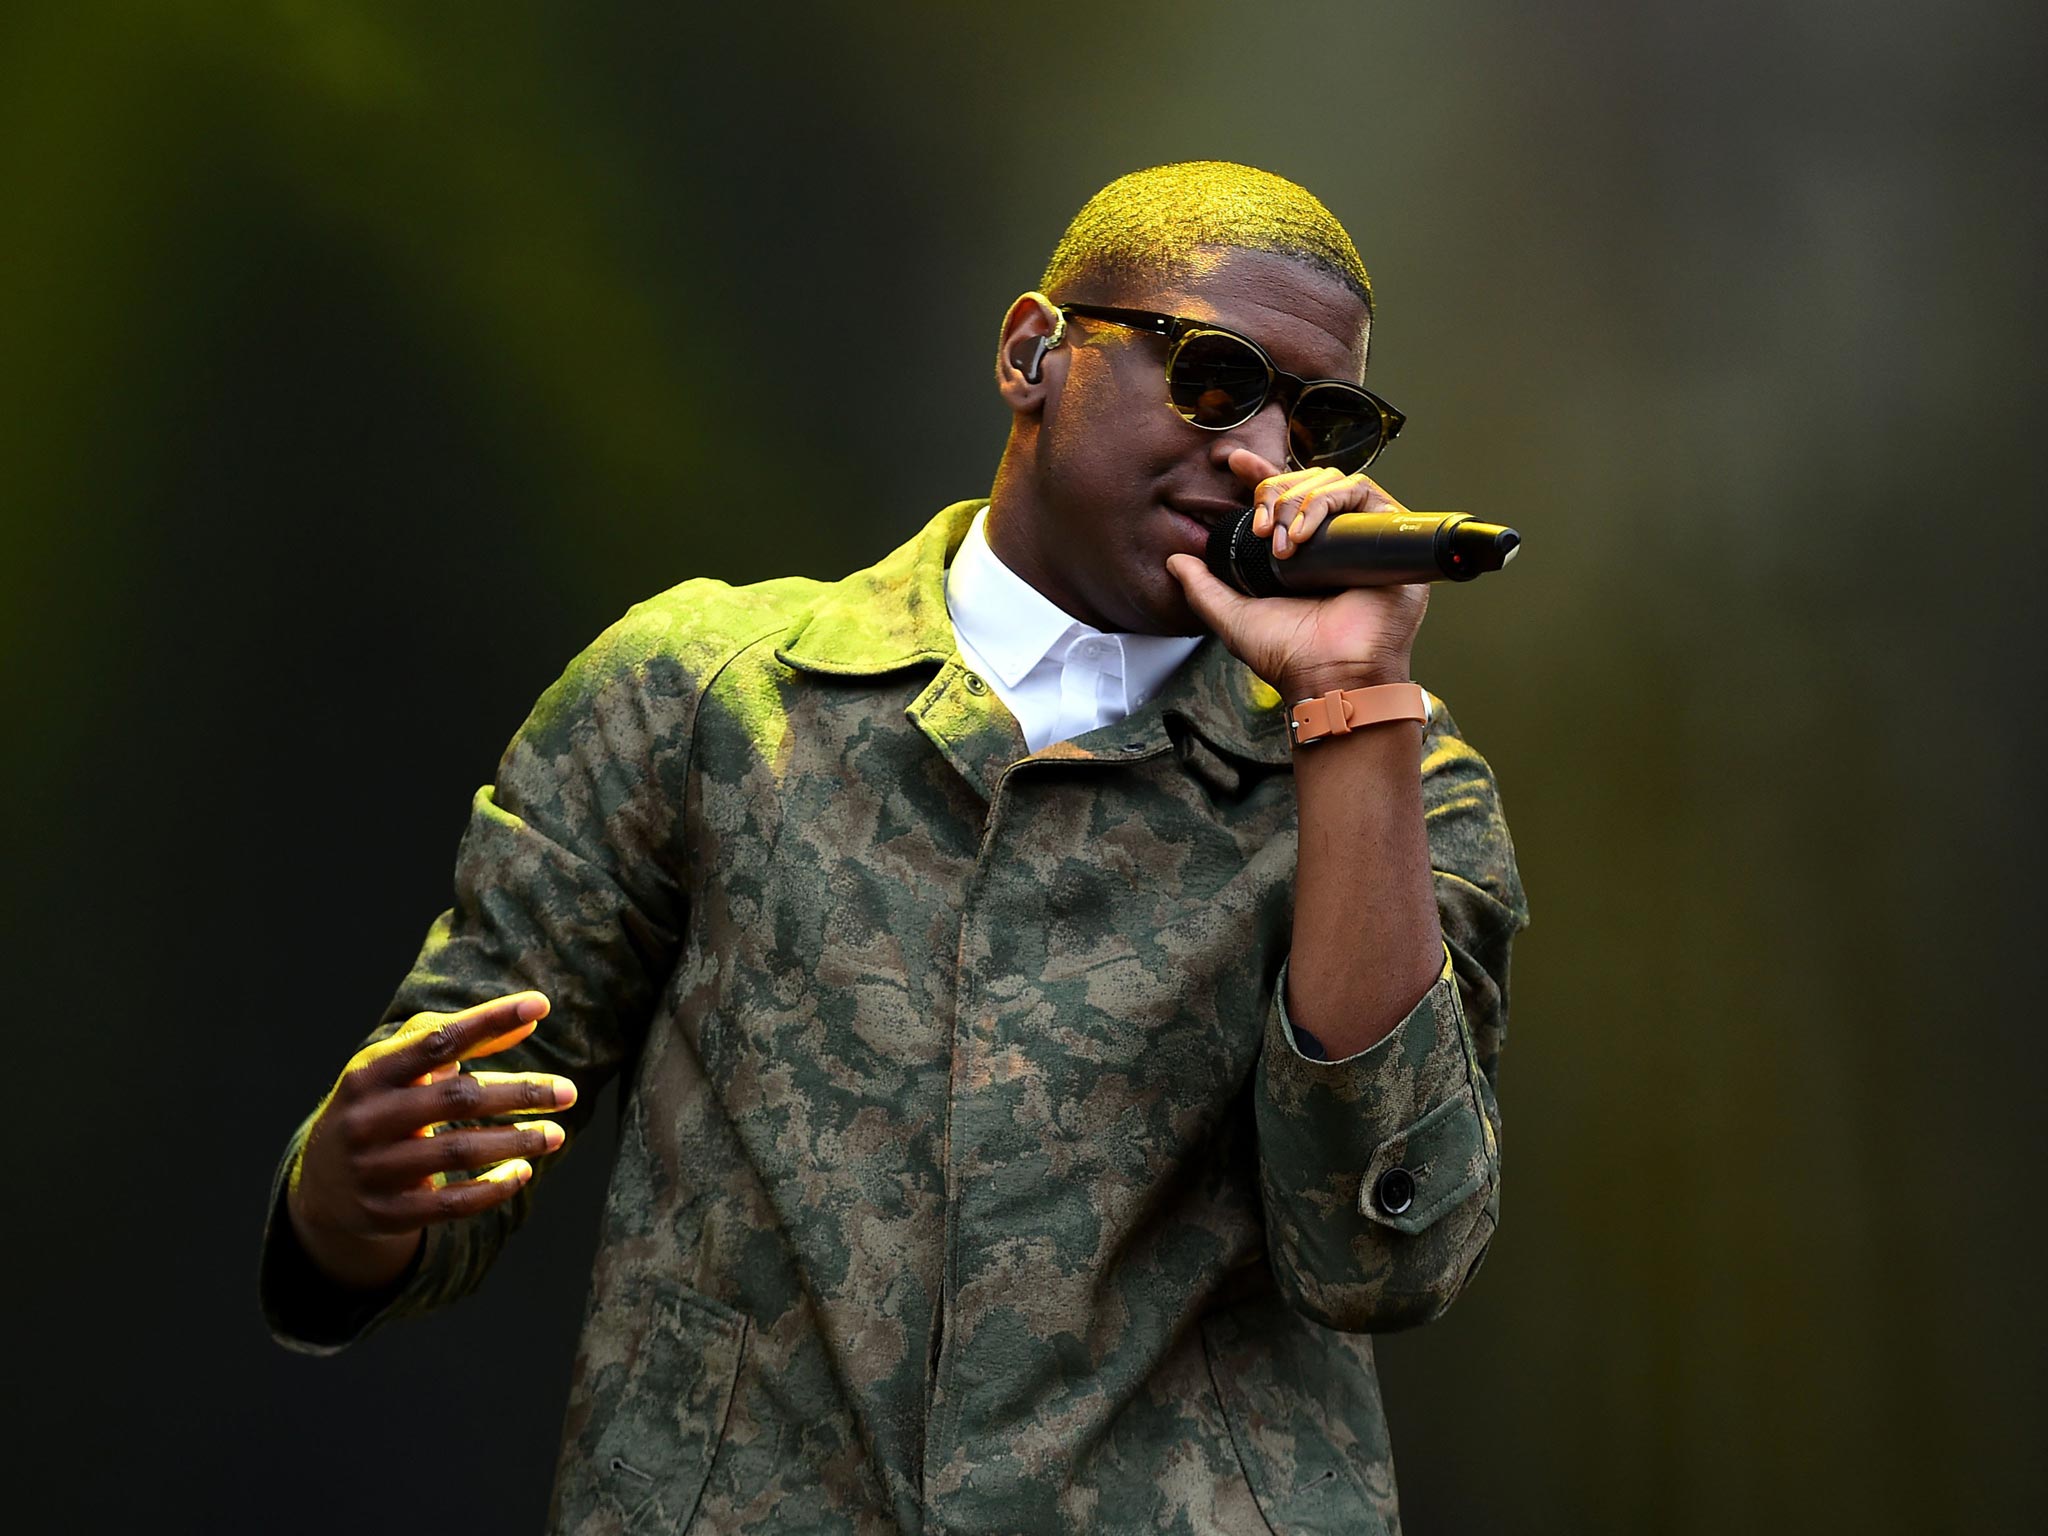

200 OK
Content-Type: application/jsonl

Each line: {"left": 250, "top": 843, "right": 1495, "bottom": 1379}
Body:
{"left": 1056, "top": 303, "right": 1404, "bottom": 475}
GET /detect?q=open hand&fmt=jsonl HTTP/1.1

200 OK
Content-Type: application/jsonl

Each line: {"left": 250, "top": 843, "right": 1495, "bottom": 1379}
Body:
{"left": 286, "top": 991, "right": 577, "bottom": 1290}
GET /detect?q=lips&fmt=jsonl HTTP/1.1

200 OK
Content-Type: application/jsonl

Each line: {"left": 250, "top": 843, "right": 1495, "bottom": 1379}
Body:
{"left": 1160, "top": 501, "right": 1237, "bottom": 562}
{"left": 1162, "top": 498, "right": 1247, "bottom": 535}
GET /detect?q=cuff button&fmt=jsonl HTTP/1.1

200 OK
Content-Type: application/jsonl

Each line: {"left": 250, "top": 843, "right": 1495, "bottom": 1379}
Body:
{"left": 1375, "top": 1166, "right": 1416, "bottom": 1216}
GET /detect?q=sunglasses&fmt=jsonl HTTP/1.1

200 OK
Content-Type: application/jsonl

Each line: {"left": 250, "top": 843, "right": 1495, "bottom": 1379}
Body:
{"left": 1057, "top": 303, "right": 1404, "bottom": 475}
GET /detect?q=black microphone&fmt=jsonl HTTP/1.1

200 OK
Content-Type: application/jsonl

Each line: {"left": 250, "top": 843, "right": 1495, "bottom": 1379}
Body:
{"left": 1204, "top": 508, "right": 1521, "bottom": 597}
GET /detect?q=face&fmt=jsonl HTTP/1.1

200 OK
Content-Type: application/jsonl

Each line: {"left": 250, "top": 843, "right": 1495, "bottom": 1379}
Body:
{"left": 999, "top": 247, "right": 1372, "bottom": 636}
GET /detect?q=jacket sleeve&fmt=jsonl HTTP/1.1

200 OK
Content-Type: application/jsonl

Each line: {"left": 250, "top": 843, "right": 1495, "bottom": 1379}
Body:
{"left": 258, "top": 593, "right": 727, "bottom": 1354}
{"left": 1255, "top": 699, "right": 1528, "bottom": 1333}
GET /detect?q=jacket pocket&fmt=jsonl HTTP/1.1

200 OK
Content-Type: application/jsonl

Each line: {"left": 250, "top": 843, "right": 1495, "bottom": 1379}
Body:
{"left": 551, "top": 1276, "right": 748, "bottom": 1535}
{"left": 1200, "top": 1293, "right": 1400, "bottom": 1536}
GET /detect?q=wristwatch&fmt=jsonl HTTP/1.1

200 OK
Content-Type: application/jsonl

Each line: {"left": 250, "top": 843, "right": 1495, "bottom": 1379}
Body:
{"left": 1287, "top": 682, "right": 1433, "bottom": 748}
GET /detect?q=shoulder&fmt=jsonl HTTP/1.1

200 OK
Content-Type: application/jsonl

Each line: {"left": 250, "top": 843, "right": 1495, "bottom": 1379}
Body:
{"left": 517, "top": 574, "right": 832, "bottom": 754}
{"left": 511, "top": 498, "right": 965, "bottom": 758}
{"left": 548, "top": 574, "right": 829, "bottom": 709}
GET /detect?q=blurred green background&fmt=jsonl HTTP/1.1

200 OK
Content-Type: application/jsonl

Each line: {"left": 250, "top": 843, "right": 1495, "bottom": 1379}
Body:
{"left": 6, "top": 2, "right": 2042, "bottom": 1531}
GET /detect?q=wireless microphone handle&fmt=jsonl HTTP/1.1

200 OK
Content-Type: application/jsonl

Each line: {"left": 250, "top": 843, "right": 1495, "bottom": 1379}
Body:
{"left": 1204, "top": 509, "right": 1521, "bottom": 597}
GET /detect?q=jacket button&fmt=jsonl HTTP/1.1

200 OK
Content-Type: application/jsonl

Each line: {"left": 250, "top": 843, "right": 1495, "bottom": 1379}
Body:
{"left": 963, "top": 672, "right": 988, "bottom": 695}
{"left": 1375, "top": 1166, "right": 1416, "bottom": 1216}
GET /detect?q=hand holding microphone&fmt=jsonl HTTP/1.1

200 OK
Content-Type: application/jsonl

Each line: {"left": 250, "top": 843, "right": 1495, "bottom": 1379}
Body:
{"left": 1166, "top": 453, "right": 1520, "bottom": 705}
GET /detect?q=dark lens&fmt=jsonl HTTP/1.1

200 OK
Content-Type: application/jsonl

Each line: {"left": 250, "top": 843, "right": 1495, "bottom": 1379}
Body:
{"left": 1168, "top": 332, "right": 1270, "bottom": 428}
{"left": 1289, "top": 383, "right": 1384, "bottom": 472}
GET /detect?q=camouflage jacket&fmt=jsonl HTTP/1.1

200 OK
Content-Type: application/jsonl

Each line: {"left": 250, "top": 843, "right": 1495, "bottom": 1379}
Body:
{"left": 260, "top": 498, "right": 1528, "bottom": 1536}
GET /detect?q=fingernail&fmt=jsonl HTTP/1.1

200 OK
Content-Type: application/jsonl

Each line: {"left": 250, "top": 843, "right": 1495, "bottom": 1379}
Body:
{"left": 552, "top": 1077, "right": 578, "bottom": 1107}
{"left": 520, "top": 1120, "right": 566, "bottom": 1152}
{"left": 1274, "top": 527, "right": 1288, "bottom": 554}
{"left": 1290, "top": 514, "right": 1307, "bottom": 537}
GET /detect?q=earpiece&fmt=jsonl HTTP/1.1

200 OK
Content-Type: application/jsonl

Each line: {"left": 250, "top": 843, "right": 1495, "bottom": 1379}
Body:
{"left": 1015, "top": 304, "right": 1067, "bottom": 385}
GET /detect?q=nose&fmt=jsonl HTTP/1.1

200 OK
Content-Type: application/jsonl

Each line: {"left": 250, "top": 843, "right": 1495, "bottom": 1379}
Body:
{"left": 1206, "top": 394, "right": 1294, "bottom": 476}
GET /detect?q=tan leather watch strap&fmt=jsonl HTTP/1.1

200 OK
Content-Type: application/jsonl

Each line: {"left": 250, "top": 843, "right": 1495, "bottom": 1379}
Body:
{"left": 1288, "top": 682, "right": 1432, "bottom": 747}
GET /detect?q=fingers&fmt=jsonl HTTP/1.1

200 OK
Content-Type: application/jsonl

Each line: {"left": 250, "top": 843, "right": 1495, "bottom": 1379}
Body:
{"left": 297, "top": 992, "right": 573, "bottom": 1250}
{"left": 1249, "top": 469, "right": 1342, "bottom": 556}
{"left": 355, "top": 1068, "right": 580, "bottom": 1144}
{"left": 372, "top": 991, "right": 551, "bottom": 1087}
{"left": 1247, "top": 469, "right": 1395, "bottom": 557}
{"left": 357, "top": 1118, "right": 567, "bottom": 1190}
{"left": 360, "top": 1159, "right": 537, "bottom": 1234}
{"left": 466, "top": 1069, "right": 579, "bottom": 1101}
{"left": 1275, "top": 475, "right": 1352, "bottom": 553}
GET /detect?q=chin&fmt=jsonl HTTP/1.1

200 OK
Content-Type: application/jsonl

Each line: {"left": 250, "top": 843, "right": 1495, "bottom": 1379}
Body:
{"left": 1126, "top": 581, "right": 1208, "bottom": 639}
{"left": 1091, "top": 549, "right": 1209, "bottom": 637}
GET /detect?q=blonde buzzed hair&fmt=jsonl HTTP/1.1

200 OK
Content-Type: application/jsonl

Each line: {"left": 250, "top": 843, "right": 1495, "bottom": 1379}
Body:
{"left": 1040, "top": 161, "right": 1373, "bottom": 317}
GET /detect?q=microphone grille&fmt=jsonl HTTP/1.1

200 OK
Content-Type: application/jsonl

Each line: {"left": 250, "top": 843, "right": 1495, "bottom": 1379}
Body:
{"left": 1204, "top": 511, "right": 1287, "bottom": 598}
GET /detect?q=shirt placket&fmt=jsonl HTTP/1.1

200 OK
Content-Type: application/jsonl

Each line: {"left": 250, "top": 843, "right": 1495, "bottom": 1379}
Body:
{"left": 1055, "top": 634, "right": 1127, "bottom": 745}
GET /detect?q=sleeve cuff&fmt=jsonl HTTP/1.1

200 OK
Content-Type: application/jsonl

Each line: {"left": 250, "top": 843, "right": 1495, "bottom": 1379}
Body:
{"left": 257, "top": 1113, "right": 437, "bottom": 1354}
{"left": 1261, "top": 945, "right": 1498, "bottom": 1235}
{"left": 1276, "top": 944, "right": 1456, "bottom": 1067}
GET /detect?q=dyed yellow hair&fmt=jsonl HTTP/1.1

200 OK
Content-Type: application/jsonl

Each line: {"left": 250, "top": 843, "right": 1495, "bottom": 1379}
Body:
{"left": 1040, "top": 161, "right": 1373, "bottom": 317}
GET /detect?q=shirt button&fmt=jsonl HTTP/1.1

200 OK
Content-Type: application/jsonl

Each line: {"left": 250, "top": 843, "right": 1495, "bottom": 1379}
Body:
{"left": 963, "top": 672, "right": 988, "bottom": 695}
{"left": 1374, "top": 1166, "right": 1416, "bottom": 1217}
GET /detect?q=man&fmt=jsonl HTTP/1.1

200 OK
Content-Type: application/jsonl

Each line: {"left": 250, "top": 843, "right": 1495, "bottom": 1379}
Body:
{"left": 262, "top": 161, "right": 1528, "bottom": 1534}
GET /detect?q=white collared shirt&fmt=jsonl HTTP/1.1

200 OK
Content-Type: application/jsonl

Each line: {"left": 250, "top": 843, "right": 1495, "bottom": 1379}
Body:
{"left": 945, "top": 507, "right": 1201, "bottom": 753}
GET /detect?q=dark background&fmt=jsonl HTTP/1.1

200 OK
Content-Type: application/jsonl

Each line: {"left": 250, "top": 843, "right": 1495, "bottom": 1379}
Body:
{"left": 6, "top": 3, "right": 2043, "bottom": 1531}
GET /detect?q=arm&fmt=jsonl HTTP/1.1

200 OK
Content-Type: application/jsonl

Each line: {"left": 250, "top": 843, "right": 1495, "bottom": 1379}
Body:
{"left": 1251, "top": 706, "right": 1523, "bottom": 1331}
{"left": 260, "top": 595, "right": 712, "bottom": 1352}
{"left": 1167, "top": 456, "right": 1528, "bottom": 1332}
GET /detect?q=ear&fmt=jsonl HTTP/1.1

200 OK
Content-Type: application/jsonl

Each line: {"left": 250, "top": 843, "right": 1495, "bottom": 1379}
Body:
{"left": 995, "top": 291, "right": 1066, "bottom": 412}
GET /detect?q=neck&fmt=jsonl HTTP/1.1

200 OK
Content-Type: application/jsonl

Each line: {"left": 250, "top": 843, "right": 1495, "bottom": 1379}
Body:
{"left": 986, "top": 438, "right": 1110, "bottom": 631}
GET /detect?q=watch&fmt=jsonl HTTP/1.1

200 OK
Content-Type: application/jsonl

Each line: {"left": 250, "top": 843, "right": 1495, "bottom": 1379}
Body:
{"left": 1287, "top": 682, "right": 1433, "bottom": 747}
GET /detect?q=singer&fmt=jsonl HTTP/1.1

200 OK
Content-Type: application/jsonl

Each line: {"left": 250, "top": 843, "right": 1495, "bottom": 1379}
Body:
{"left": 261, "top": 161, "right": 1528, "bottom": 1533}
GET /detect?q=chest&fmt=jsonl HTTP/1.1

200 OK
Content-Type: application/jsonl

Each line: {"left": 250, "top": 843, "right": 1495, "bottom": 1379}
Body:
{"left": 672, "top": 664, "right": 1299, "bottom": 1135}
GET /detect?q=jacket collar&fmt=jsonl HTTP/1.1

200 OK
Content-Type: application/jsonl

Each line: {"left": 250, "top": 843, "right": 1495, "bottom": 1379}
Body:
{"left": 777, "top": 499, "right": 1292, "bottom": 768}
{"left": 774, "top": 499, "right": 972, "bottom": 677}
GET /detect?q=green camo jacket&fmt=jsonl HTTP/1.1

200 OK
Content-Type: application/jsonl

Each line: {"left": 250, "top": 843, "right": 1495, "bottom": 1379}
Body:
{"left": 261, "top": 498, "right": 1529, "bottom": 1536}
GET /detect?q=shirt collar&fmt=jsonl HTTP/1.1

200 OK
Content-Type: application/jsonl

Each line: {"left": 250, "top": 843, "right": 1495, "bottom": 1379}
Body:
{"left": 944, "top": 507, "right": 1089, "bottom": 689}
{"left": 946, "top": 507, "right": 1201, "bottom": 706}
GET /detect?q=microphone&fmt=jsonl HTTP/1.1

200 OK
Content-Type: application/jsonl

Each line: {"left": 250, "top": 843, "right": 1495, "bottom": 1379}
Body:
{"left": 1204, "top": 508, "right": 1521, "bottom": 597}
